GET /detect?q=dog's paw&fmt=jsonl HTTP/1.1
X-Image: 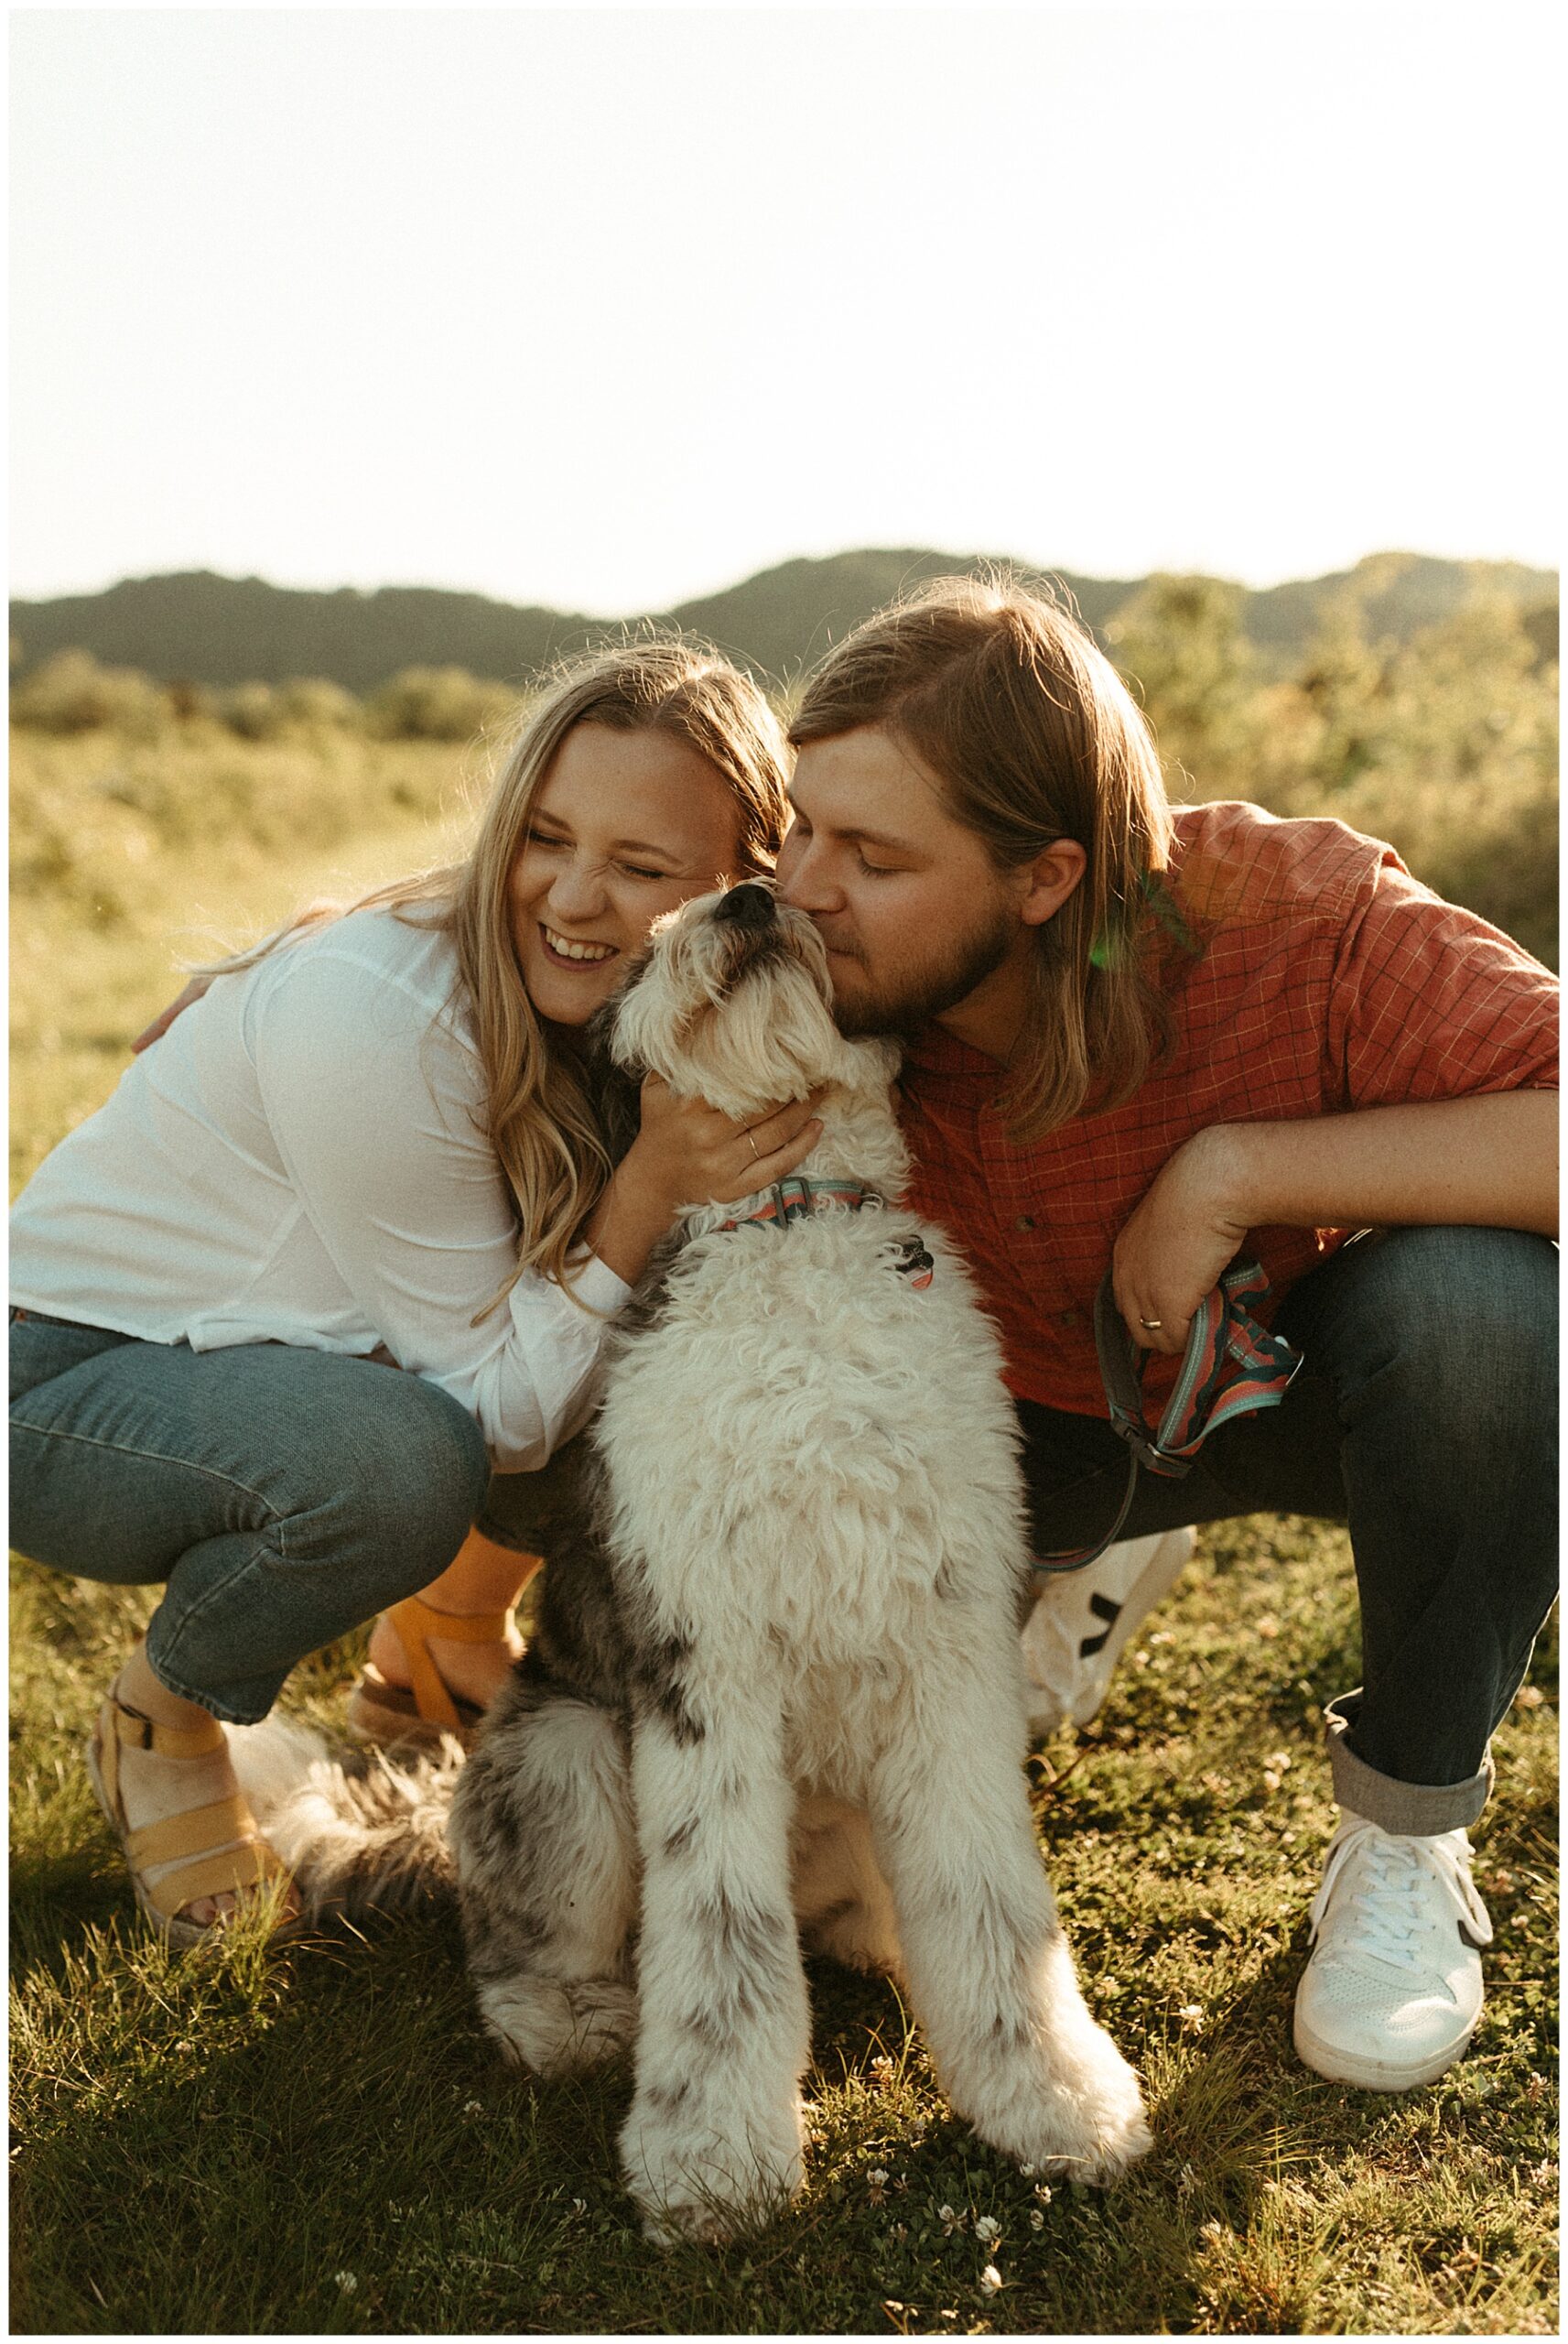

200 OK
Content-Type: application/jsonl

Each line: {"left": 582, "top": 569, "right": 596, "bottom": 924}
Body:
{"left": 969, "top": 2024, "right": 1152, "bottom": 2185}
{"left": 621, "top": 2097, "right": 805, "bottom": 2246}
{"left": 477, "top": 1975, "right": 636, "bottom": 2078}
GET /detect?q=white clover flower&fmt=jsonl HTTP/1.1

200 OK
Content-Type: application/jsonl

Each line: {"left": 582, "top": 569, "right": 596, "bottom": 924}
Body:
{"left": 979, "top": 2263, "right": 1003, "bottom": 2295}
{"left": 938, "top": 2202, "right": 961, "bottom": 2235}
{"left": 570, "top": 2198, "right": 587, "bottom": 2216}
{"left": 868, "top": 2168, "right": 890, "bottom": 2186}
{"left": 462, "top": 2098, "right": 483, "bottom": 2117}
{"left": 333, "top": 2273, "right": 359, "bottom": 2295}
{"left": 974, "top": 2214, "right": 1001, "bottom": 2244}
{"left": 1029, "top": 2207, "right": 1045, "bottom": 2230}
{"left": 1178, "top": 2002, "right": 1206, "bottom": 2033}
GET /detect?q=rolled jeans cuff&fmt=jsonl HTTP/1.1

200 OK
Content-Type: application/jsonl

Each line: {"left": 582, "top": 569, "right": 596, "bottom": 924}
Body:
{"left": 1324, "top": 1695, "right": 1494, "bottom": 1834}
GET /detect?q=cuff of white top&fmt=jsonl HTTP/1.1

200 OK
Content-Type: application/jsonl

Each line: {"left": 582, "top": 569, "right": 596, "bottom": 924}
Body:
{"left": 564, "top": 1248, "right": 635, "bottom": 1316}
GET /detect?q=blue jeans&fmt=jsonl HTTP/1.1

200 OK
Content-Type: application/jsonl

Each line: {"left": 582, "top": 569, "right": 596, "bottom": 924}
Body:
{"left": 1011, "top": 1226, "right": 1560, "bottom": 1832}
{"left": 8, "top": 1311, "right": 491, "bottom": 1723}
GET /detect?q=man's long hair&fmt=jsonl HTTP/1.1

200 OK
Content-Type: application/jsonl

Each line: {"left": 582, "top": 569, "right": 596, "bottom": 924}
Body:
{"left": 788, "top": 576, "right": 1175, "bottom": 1141}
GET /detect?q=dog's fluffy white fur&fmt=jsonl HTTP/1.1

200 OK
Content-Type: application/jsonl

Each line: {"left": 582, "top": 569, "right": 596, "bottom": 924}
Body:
{"left": 238, "top": 883, "right": 1152, "bottom": 2242}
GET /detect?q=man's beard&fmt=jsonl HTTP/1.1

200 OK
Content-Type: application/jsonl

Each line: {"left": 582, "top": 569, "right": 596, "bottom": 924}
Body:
{"left": 828, "top": 903, "right": 1019, "bottom": 1038}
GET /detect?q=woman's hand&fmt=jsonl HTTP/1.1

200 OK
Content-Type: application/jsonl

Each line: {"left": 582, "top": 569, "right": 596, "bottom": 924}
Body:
{"left": 626, "top": 1075, "right": 825, "bottom": 1215}
{"left": 1111, "top": 1127, "right": 1252, "bottom": 1356}
{"left": 130, "top": 975, "right": 213, "bottom": 1053}
{"left": 584, "top": 1077, "right": 824, "bottom": 1286}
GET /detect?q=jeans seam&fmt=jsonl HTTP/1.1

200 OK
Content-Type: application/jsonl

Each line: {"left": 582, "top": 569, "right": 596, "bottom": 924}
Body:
{"left": 150, "top": 1531, "right": 287, "bottom": 1689}
{"left": 8, "top": 1420, "right": 285, "bottom": 1520}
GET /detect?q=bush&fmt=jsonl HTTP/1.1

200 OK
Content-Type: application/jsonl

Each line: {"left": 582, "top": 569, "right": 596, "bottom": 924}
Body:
{"left": 364, "top": 666, "right": 519, "bottom": 743}
{"left": 11, "top": 650, "right": 169, "bottom": 740}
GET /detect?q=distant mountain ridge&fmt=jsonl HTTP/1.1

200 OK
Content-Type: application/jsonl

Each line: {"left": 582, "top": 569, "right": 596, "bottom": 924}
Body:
{"left": 10, "top": 548, "right": 1556, "bottom": 694}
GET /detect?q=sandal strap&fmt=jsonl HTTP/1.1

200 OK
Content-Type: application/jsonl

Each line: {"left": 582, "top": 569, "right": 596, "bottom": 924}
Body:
{"left": 94, "top": 1688, "right": 223, "bottom": 1830}
{"left": 384, "top": 1595, "right": 517, "bottom": 1734}
{"left": 112, "top": 1698, "right": 226, "bottom": 1760}
{"left": 142, "top": 1839, "right": 288, "bottom": 1923}
{"left": 124, "top": 1792, "right": 264, "bottom": 1869}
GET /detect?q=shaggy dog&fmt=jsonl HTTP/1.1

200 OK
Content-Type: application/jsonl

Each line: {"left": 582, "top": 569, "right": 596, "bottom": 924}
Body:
{"left": 241, "top": 880, "right": 1152, "bottom": 2242}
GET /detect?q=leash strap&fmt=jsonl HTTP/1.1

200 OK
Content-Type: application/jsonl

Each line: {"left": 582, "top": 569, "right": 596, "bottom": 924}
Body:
{"left": 1033, "top": 1256, "right": 1303, "bottom": 1575}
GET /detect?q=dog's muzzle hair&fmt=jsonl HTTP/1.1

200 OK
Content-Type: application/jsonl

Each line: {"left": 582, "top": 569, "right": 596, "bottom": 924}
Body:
{"left": 608, "top": 882, "right": 841, "bottom": 1123}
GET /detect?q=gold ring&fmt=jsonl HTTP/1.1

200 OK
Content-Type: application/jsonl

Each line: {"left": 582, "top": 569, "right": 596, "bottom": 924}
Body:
{"left": 1139, "top": 1315, "right": 1163, "bottom": 1330}
{"left": 746, "top": 1130, "right": 762, "bottom": 1163}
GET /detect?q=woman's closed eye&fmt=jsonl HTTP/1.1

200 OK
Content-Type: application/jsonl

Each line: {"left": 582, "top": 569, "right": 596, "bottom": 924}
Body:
{"left": 524, "top": 830, "right": 669, "bottom": 882}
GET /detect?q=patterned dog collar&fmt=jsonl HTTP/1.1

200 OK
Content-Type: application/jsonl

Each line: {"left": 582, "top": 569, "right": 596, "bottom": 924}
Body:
{"left": 716, "top": 1178, "right": 936, "bottom": 1291}
{"left": 717, "top": 1176, "right": 878, "bottom": 1232}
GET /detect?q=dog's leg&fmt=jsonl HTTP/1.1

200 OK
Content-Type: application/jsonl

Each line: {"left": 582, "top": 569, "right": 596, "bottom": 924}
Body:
{"left": 868, "top": 1651, "right": 1152, "bottom": 2184}
{"left": 793, "top": 1797, "right": 904, "bottom": 1981}
{"left": 449, "top": 1681, "right": 639, "bottom": 2078}
{"left": 618, "top": 1657, "right": 811, "bottom": 2245}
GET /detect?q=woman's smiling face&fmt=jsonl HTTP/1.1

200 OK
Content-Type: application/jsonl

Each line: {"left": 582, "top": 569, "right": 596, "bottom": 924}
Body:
{"left": 507, "top": 721, "right": 750, "bottom": 1026}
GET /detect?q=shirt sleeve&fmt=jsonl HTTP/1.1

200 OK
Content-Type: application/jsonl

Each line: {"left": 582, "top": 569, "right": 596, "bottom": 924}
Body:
{"left": 1325, "top": 853, "right": 1560, "bottom": 1110}
{"left": 249, "top": 941, "right": 632, "bottom": 1470}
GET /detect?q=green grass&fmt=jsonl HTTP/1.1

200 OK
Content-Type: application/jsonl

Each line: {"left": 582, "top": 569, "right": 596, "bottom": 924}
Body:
{"left": 10, "top": 1534, "right": 1558, "bottom": 2335}
{"left": 10, "top": 737, "right": 1559, "bottom": 2333}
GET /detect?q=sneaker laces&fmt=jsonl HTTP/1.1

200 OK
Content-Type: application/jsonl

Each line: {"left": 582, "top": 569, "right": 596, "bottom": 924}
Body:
{"left": 1307, "top": 1818, "right": 1493, "bottom": 1973}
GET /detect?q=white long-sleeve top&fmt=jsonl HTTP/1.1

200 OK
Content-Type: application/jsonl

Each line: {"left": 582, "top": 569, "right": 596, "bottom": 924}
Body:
{"left": 7, "top": 906, "right": 632, "bottom": 1469}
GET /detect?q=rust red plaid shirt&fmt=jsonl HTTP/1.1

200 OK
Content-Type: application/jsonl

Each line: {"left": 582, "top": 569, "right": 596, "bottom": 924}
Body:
{"left": 898, "top": 799, "right": 1560, "bottom": 1419}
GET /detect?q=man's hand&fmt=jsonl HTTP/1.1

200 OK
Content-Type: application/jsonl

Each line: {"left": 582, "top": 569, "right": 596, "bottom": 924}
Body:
{"left": 1112, "top": 1127, "right": 1251, "bottom": 1354}
{"left": 1113, "top": 1091, "right": 1558, "bottom": 1354}
{"left": 130, "top": 975, "right": 213, "bottom": 1053}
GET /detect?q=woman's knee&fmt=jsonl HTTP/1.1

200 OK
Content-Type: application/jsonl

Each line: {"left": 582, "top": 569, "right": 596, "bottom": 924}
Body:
{"left": 291, "top": 1366, "right": 492, "bottom": 1569}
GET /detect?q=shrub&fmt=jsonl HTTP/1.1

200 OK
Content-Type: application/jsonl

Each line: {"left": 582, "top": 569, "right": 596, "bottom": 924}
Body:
{"left": 11, "top": 650, "right": 169, "bottom": 740}
{"left": 364, "top": 666, "right": 519, "bottom": 743}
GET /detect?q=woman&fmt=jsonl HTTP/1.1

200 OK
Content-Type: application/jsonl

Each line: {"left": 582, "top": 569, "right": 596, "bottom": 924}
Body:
{"left": 9, "top": 640, "right": 819, "bottom": 1943}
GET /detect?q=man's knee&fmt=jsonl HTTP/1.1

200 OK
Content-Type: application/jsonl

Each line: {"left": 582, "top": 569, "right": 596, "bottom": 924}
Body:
{"left": 1304, "top": 1224, "right": 1557, "bottom": 1454}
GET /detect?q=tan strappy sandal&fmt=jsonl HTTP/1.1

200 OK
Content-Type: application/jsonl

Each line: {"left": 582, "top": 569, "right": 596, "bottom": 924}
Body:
{"left": 345, "top": 1594, "right": 519, "bottom": 1752}
{"left": 85, "top": 1687, "right": 294, "bottom": 1948}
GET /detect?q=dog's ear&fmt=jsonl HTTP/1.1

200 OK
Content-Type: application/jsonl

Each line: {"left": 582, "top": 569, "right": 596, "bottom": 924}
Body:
{"left": 579, "top": 1002, "right": 645, "bottom": 1168}
{"left": 596, "top": 1059, "right": 643, "bottom": 1168}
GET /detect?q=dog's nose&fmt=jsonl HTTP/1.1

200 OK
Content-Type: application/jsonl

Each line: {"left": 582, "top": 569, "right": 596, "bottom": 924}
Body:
{"left": 713, "top": 883, "right": 776, "bottom": 930}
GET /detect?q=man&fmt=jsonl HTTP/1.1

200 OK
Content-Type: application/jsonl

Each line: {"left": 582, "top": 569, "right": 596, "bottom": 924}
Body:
{"left": 774, "top": 575, "right": 1558, "bottom": 2093}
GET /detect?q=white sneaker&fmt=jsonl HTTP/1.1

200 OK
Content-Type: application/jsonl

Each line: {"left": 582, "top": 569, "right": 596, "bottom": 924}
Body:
{"left": 1020, "top": 1526, "right": 1195, "bottom": 1735}
{"left": 1293, "top": 1810, "right": 1494, "bottom": 2090}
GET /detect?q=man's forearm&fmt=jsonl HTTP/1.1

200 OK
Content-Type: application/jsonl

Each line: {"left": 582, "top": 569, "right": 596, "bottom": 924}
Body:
{"left": 1200, "top": 1090, "right": 1559, "bottom": 1242}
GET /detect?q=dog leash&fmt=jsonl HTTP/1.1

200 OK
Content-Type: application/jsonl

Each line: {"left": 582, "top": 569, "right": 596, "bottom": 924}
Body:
{"left": 1033, "top": 1257, "right": 1303, "bottom": 1574}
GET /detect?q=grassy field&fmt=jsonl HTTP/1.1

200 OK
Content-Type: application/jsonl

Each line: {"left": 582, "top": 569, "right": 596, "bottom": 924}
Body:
{"left": 10, "top": 735, "right": 1559, "bottom": 2335}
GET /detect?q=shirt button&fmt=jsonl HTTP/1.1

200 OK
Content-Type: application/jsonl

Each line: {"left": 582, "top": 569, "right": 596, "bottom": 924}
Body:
{"left": 1015, "top": 1215, "right": 1035, "bottom": 1231}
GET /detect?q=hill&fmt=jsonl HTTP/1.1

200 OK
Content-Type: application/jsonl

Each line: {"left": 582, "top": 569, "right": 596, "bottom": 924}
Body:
{"left": 9, "top": 549, "right": 1556, "bottom": 694}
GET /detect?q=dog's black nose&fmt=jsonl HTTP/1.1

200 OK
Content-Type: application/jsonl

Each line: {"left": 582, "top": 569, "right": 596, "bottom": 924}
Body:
{"left": 713, "top": 883, "right": 776, "bottom": 930}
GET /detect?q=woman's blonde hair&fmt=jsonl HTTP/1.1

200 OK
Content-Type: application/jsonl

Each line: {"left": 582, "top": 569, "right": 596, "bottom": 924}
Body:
{"left": 788, "top": 575, "right": 1177, "bottom": 1141}
{"left": 213, "top": 637, "right": 790, "bottom": 1300}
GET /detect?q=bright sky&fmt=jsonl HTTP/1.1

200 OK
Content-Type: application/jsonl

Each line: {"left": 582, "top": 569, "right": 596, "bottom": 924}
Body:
{"left": 10, "top": 6, "right": 1560, "bottom": 613}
